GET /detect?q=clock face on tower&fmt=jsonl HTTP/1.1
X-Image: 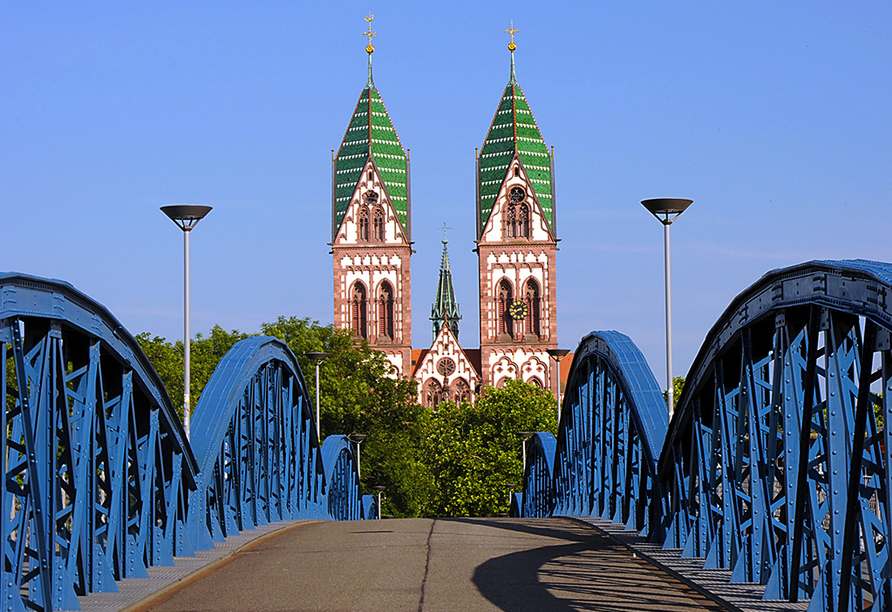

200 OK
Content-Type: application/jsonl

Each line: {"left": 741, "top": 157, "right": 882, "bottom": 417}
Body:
{"left": 509, "top": 300, "right": 529, "bottom": 320}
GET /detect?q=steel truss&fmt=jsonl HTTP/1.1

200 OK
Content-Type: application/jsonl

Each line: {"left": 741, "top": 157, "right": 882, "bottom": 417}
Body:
{"left": 521, "top": 260, "right": 892, "bottom": 611}
{"left": 0, "top": 274, "right": 196, "bottom": 612}
{"left": 662, "top": 260, "right": 892, "bottom": 611}
{"left": 519, "top": 331, "right": 668, "bottom": 537}
{"left": 1, "top": 275, "right": 367, "bottom": 611}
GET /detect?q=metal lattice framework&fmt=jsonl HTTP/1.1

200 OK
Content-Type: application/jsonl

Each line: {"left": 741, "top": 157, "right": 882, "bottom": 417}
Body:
{"left": 320, "top": 436, "right": 365, "bottom": 521}
{"left": 519, "top": 432, "right": 556, "bottom": 519}
{"left": 520, "top": 259, "right": 892, "bottom": 612}
{"left": 1, "top": 275, "right": 368, "bottom": 611}
{"left": 187, "top": 336, "right": 354, "bottom": 550}
{"left": 0, "top": 273, "right": 197, "bottom": 612}
{"left": 661, "top": 260, "right": 892, "bottom": 611}
{"left": 547, "top": 331, "right": 668, "bottom": 535}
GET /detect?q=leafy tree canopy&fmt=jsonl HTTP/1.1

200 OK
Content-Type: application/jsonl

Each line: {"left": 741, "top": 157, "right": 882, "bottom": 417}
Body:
{"left": 420, "top": 379, "right": 557, "bottom": 517}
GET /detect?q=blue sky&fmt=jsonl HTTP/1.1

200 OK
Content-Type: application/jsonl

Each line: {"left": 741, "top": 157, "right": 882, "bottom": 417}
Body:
{"left": 2, "top": 2, "right": 890, "bottom": 385}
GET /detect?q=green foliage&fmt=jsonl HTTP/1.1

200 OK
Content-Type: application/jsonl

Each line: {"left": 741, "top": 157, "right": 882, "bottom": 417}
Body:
{"left": 136, "top": 326, "right": 250, "bottom": 419}
{"left": 137, "top": 317, "right": 432, "bottom": 518}
{"left": 662, "top": 376, "right": 685, "bottom": 409}
{"left": 420, "top": 379, "right": 557, "bottom": 517}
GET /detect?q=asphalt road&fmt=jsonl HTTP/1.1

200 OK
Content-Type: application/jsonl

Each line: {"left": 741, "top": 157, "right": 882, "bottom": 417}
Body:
{"left": 137, "top": 517, "right": 727, "bottom": 612}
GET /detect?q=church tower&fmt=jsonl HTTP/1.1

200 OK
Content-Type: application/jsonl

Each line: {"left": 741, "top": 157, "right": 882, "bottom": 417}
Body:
{"left": 331, "top": 18, "right": 412, "bottom": 375}
{"left": 476, "top": 25, "right": 559, "bottom": 390}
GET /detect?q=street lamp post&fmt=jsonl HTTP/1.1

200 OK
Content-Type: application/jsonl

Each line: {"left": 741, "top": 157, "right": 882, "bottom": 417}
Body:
{"left": 306, "top": 352, "right": 329, "bottom": 440}
{"left": 161, "top": 204, "right": 212, "bottom": 440}
{"left": 546, "top": 348, "right": 570, "bottom": 422}
{"left": 372, "top": 485, "right": 386, "bottom": 520}
{"left": 348, "top": 433, "right": 367, "bottom": 481}
{"left": 517, "top": 431, "right": 534, "bottom": 467}
{"left": 641, "top": 198, "right": 693, "bottom": 418}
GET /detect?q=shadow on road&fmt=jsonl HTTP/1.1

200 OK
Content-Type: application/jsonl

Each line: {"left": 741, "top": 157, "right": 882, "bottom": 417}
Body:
{"left": 449, "top": 518, "right": 725, "bottom": 612}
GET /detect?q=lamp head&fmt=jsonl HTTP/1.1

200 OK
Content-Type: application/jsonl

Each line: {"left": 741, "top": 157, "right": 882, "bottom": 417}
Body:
{"left": 161, "top": 204, "right": 213, "bottom": 231}
{"left": 349, "top": 433, "right": 367, "bottom": 444}
{"left": 641, "top": 198, "right": 692, "bottom": 225}
{"left": 306, "top": 351, "right": 330, "bottom": 362}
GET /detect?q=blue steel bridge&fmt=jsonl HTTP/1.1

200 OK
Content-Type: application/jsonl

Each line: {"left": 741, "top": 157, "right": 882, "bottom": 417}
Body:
{"left": 3, "top": 259, "right": 892, "bottom": 611}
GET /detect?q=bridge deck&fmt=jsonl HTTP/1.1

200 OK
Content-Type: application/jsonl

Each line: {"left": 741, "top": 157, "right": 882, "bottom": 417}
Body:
{"left": 106, "top": 517, "right": 738, "bottom": 612}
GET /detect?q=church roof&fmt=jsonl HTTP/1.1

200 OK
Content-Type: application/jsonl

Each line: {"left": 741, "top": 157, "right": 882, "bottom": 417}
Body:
{"left": 333, "top": 55, "right": 408, "bottom": 237}
{"left": 431, "top": 234, "right": 461, "bottom": 340}
{"left": 478, "top": 49, "right": 553, "bottom": 236}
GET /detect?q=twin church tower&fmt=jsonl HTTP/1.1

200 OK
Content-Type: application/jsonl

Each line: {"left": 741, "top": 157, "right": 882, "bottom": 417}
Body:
{"left": 330, "top": 20, "right": 560, "bottom": 407}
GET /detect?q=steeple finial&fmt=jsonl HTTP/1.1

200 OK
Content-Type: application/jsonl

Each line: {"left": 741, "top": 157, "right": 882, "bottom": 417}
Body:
{"left": 364, "top": 15, "right": 376, "bottom": 88}
{"left": 439, "top": 221, "right": 451, "bottom": 245}
{"left": 505, "top": 21, "right": 518, "bottom": 85}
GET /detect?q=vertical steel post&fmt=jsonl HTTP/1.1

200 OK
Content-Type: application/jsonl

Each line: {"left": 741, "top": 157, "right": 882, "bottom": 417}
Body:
{"left": 663, "top": 221, "right": 674, "bottom": 417}
{"left": 183, "top": 227, "right": 192, "bottom": 440}
{"left": 315, "top": 361, "right": 321, "bottom": 440}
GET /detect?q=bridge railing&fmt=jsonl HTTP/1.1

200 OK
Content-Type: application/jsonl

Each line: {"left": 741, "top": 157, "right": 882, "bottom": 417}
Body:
{"left": 520, "top": 259, "right": 892, "bottom": 611}
{"left": 1, "top": 274, "right": 368, "bottom": 612}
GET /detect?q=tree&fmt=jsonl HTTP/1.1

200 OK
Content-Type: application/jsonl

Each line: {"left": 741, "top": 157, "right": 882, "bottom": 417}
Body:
{"left": 662, "top": 376, "right": 685, "bottom": 410}
{"left": 421, "top": 380, "right": 557, "bottom": 517}
{"left": 137, "top": 317, "right": 433, "bottom": 518}
{"left": 136, "top": 326, "right": 250, "bottom": 420}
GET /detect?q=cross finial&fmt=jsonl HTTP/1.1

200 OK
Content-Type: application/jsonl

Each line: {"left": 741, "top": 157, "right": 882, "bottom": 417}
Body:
{"left": 438, "top": 221, "right": 452, "bottom": 244}
{"left": 364, "top": 15, "right": 376, "bottom": 54}
{"left": 505, "top": 21, "right": 518, "bottom": 51}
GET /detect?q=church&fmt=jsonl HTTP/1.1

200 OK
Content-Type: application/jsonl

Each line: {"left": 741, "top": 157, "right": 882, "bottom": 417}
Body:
{"left": 329, "top": 21, "right": 565, "bottom": 408}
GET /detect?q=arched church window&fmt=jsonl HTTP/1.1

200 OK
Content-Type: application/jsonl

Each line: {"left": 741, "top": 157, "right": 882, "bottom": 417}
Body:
{"left": 507, "top": 187, "right": 529, "bottom": 238}
{"left": 497, "top": 279, "right": 514, "bottom": 340}
{"left": 372, "top": 205, "right": 385, "bottom": 241}
{"left": 357, "top": 205, "right": 369, "bottom": 241}
{"left": 519, "top": 202, "right": 530, "bottom": 238}
{"left": 378, "top": 281, "right": 394, "bottom": 341}
{"left": 453, "top": 378, "right": 470, "bottom": 403}
{"left": 424, "top": 379, "right": 442, "bottom": 409}
{"left": 351, "top": 283, "right": 367, "bottom": 339}
{"left": 524, "top": 279, "right": 541, "bottom": 338}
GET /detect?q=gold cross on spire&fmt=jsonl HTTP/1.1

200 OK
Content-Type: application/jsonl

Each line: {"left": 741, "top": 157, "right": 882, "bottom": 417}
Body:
{"left": 439, "top": 221, "right": 452, "bottom": 243}
{"left": 505, "top": 21, "right": 518, "bottom": 51}
{"left": 364, "top": 15, "right": 377, "bottom": 54}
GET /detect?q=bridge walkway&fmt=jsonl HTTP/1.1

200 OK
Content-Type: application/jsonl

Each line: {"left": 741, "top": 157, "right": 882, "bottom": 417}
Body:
{"left": 114, "top": 517, "right": 733, "bottom": 612}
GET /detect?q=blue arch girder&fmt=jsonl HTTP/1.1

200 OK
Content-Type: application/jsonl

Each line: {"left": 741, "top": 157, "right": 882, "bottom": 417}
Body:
{"left": 187, "top": 336, "right": 332, "bottom": 550}
{"left": 554, "top": 331, "right": 668, "bottom": 534}
{"left": 1, "top": 275, "right": 369, "bottom": 611}
{"left": 0, "top": 273, "right": 197, "bottom": 612}
{"left": 661, "top": 259, "right": 892, "bottom": 611}
{"left": 519, "top": 330, "right": 668, "bottom": 537}
{"left": 521, "top": 259, "right": 892, "bottom": 611}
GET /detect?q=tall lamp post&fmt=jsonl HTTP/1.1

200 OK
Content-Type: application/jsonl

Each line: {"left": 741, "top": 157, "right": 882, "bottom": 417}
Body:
{"left": 516, "top": 431, "right": 534, "bottom": 467}
{"left": 546, "top": 348, "right": 570, "bottom": 422}
{"left": 372, "top": 485, "right": 386, "bottom": 520}
{"left": 348, "top": 433, "right": 367, "bottom": 481}
{"left": 161, "top": 204, "right": 212, "bottom": 440}
{"left": 306, "top": 352, "right": 329, "bottom": 440}
{"left": 641, "top": 198, "right": 692, "bottom": 418}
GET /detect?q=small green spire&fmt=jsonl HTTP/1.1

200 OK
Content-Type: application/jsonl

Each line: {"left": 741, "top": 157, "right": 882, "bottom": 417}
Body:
{"left": 367, "top": 52, "right": 375, "bottom": 89}
{"left": 431, "top": 222, "right": 461, "bottom": 340}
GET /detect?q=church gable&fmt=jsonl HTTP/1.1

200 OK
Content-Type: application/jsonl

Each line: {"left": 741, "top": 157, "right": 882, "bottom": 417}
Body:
{"left": 415, "top": 324, "right": 480, "bottom": 407}
{"left": 333, "top": 159, "right": 409, "bottom": 247}
{"left": 479, "top": 154, "right": 554, "bottom": 245}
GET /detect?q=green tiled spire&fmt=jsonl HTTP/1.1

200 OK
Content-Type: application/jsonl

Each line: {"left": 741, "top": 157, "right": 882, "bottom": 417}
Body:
{"left": 431, "top": 229, "right": 461, "bottom": 341}
{"left": 477, "top": 45, "right": 553, "bottom": 236}
{"left": 333, "top": 51, "right": 408, "bottom": 239}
